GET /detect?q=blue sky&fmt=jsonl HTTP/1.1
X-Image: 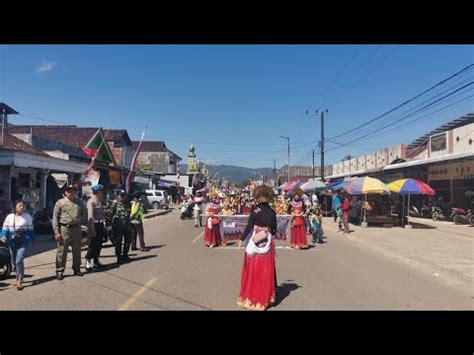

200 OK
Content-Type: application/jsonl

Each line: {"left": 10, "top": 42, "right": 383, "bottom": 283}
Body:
{"left": 0, "top": 45, "right": 472, "bottom": 169}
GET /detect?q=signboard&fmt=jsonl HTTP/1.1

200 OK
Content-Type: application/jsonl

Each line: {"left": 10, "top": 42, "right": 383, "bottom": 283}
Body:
{"left": 218, "top": 215, "right": 292, "bottom": 243}
{"left": 430, "top": 132, "right": 447, "bottom": 152}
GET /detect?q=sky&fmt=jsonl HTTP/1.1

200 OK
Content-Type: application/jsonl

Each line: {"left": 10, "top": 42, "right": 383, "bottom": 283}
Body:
{"left": 0, "top": 45, "right": 472, "bottom": 169}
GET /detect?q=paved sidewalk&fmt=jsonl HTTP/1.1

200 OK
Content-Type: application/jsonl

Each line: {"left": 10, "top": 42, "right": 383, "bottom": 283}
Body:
{"left": 322, "top": 216, "right": 473, "bottom": 295}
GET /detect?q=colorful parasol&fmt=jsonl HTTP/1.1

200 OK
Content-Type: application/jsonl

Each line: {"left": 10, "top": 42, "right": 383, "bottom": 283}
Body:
{"left": 386, "top": 178, "right": 435, "bottom": 228}
{"left": 300, "top": 180, "right": 326, "bottom": 192}
{"left": 386, "top": 179, "right": 435, "bottom": 195}
{"left": 344, "top": 176, "right": 390, "bottom": 195}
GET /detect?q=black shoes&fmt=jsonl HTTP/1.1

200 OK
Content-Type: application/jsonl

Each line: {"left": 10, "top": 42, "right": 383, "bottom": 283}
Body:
{"left": 131, "top": 247, "right": 138, "bottom": 251}
{"left": 56, "top": 272, "right": 64, "bottom": 281}
{"left": 73, "top": 271, "right": 84, "bottom": 276}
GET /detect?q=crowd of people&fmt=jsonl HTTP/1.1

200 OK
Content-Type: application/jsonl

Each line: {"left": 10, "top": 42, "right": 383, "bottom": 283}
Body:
{"left": 1, "top": 183, "right": 152, "bottom": 289}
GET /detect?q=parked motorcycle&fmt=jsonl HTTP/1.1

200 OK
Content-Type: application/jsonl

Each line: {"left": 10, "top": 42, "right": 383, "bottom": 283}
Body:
{"left": 0, "top": 239, "right": 12, "bottom": 280}
{"left": 409, "top": 205, "right": 432, "bottom": 218}
{"left": 432, "top": 206, "right": 466, "bottom": 221}
{"left": 453, "top": 209, "right": 474, "bottom": 226}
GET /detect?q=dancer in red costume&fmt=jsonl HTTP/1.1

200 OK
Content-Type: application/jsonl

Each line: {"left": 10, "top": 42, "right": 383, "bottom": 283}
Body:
{"left": 288, "top": 187, "right": 308, "bottom": 249}
{"left": 237, "top": 186, "right": 277, "bottom": 311}
{"left": 204, "top": 192, "right": 222, "bottom": 247}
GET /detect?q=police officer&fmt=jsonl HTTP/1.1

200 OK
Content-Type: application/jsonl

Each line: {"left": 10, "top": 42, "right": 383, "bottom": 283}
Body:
{"left": 85, "top": 184, "right": 105, "bottom": 271}
{"left": 52, "top": 184, "right": 87, "bottom": 280}
{"left": 130, "top": 193, "right": 149, "bottom": 251}
{"left": 112, "top": 191, "right": 132, "bottom": 264}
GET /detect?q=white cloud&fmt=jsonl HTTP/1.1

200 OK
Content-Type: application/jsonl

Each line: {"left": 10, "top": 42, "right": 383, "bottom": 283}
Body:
{"left": 36, "top": 60, "right": 56, "bottom": 73}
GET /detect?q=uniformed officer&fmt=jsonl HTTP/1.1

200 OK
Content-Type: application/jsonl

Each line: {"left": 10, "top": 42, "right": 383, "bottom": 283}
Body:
{"left": 130, "top": 193, "right": 149, "bottom": 251}
{"left": 52, "top": 184, "right": 87, "bottom": 280}
{"left": 85, "top": 184, "right": 105, "bottom": 271}
{"left": 112, "top": 191, "right": 132, "bottom": 264}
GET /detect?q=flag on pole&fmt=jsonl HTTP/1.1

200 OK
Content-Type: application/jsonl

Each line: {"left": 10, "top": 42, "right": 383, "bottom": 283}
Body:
{"left": 126, "top": 129, "right": 146, "bottom": 193}
{"left": 82, "top": 129, "right": 115, "bottom": 164}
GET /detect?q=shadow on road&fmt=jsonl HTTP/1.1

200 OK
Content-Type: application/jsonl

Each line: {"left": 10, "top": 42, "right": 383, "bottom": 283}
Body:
{"left": 145, "top": 244, "right": 166, "bottom": 250}
{"left": 273, "top": 280, "right": 302, "bottom": 307}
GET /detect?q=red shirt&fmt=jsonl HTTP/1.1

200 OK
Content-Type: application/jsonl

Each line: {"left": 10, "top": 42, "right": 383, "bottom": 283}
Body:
{"left": 342, "top": 199, "right": 350, "bottom": 216}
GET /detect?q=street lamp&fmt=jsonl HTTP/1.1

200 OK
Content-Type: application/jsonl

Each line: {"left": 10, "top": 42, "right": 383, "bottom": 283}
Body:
{"left": 278, "top": 135, "right": 290, "bottom": 183}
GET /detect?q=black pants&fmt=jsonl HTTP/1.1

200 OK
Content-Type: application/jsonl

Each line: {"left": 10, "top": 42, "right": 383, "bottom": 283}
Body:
{"left": 114, "top": 226, "right": 132, "bottom": 258}
{"left": 85, "top": 223, "right": 104, "bottom": 262}
{"left": 333, "top": 210, "right": 337, "bottom": 222}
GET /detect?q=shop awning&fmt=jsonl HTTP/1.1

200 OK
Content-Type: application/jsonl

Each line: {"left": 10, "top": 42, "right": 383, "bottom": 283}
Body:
{"left": 383, "top": 151, "right": 474, "bottom": 171}
{"left": 0, "top": 150, "right": 88, "bottom": 173}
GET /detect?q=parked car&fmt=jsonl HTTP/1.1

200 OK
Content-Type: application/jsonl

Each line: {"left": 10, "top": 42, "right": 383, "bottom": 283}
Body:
{"left": 145, "top": 190, "right": 169, "bottom": 210}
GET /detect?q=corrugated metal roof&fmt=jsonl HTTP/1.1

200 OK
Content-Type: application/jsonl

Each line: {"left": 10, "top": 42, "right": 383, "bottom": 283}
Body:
{"left": 383, "top": 151, "right": 474, "bottom": 170}
{"left": 407, "top": 113, "right": 474, "bottom": 150}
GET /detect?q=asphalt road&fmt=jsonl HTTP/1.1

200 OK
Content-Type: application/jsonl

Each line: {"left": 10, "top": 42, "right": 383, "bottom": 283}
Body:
{"left": 0, "top": 210, "right": 472, "bottom": 310}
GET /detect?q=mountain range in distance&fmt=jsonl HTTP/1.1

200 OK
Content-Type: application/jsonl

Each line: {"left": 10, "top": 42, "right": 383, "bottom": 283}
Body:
{"left": 179, "top": 164, "right": 276, "bottom": 184}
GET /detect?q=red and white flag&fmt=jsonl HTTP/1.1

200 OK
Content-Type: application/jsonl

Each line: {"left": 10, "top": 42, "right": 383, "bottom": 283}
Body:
{"left": 126, "top": 129, "right": 146, "bottom": 193}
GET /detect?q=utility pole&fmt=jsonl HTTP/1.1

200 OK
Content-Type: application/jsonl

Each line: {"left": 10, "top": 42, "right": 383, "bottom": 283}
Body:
{"left": 306, "top": 109, "right": 327, "bottom": 181}
{"left": 1, "top": 106, "right": 5, "bottom": 146}
{"left": 312, "top": 150, "right": 315, "bottom": 180}
{"left": 278, "top": 135, "right": 290, "bottom": 182}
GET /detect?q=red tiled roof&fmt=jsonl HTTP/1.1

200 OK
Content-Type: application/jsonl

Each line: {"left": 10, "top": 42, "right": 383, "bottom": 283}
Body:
{"left": 132, "top": 141, "right": 167, "bottom": 152}
{"left": 132, "top": 141, "right": 182, "bottom": 160}
{"left": 7, "top": 125, "right": 131, "bottom": 147}
{"left": 0, "top": 133, "right": 50, "bottom": 157}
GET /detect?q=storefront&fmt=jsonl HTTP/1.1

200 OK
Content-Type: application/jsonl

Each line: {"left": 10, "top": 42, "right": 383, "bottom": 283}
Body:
{"left": 0, "top": 150, "right": 88, "bottom": 218}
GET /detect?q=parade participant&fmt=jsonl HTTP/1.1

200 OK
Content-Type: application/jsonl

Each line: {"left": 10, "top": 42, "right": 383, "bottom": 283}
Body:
{"left": 1, "top": 200, "right": 35, "bottom": 290}
{"left": 204, "top": 192, "right": 222, "bottom": 247}
{"left": 237, "top": 185, "right": 277, "bottom": 311}
{"left": 52, "top": 185, "right": 87, "bottom": 280}
{"left": 309, "top": 207, "right": 324, "bottom": 245}
{"left": 130, "top": 193, "right": 149, "bottom": 251}
{"left": 85, "top": 184, "right": 106, "bottom": 271}
{"left": 288, "top": 187, "right": 308, "bottom": 249}
{"left": 112, "top": 192, "right": 132, "bottom": 263}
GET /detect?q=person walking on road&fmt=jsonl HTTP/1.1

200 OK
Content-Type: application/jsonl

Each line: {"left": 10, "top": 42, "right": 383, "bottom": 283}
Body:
{"left": 332, "top": 191, "right": 342, "bottom": 223}
{"left": 112, "top": 191, "right": 132, "bottom": 264}
{"left": 52, "top": 185, "right": 87, "bottom": 280}
{"left": 288, "top": 187, "right": 308, "bottom": 249}
{"left": 130, "top": 193, "right": 149, "bottom": 252}
{"left": 309, "top": 207, "right": 324, "bottom": 245}
{"left": 85, "top": 184, "right": 106, "bottom": 271}
{"left": 1, "top": 200, "right": 35, "bottom": 290}
{"left": 237, "top": 185, "right": 277, "bottom": 311}
{"left": 342, "top": 194, "right": 352, "bottom": 234}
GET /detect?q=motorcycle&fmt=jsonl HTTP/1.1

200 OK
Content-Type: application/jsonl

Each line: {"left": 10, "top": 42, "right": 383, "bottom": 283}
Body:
{"left": 453, "top": 209, "right": 474, "bottom": 226}
{"left": 180, "top": 202, "right": 193, "bottom": 220}
{"left": 0, "top": 239, "right": 12, "bottom": 280}
{"left": 432, "top": 206, "right": 466, "bottom": 221}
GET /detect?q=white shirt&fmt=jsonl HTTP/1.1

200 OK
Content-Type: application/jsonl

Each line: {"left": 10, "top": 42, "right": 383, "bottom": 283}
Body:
{"left": 2, "top": 213, "right": 34, "bottom": 232}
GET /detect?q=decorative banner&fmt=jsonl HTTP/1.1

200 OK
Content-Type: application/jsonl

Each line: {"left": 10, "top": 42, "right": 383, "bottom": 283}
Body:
{"left": 218, "top": 215, "right": 291, "bottom": 243}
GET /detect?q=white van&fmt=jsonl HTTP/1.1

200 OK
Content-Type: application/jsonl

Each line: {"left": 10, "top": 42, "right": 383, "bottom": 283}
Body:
{"left": 145, "top": 190, "right": 169, "bottom": 210}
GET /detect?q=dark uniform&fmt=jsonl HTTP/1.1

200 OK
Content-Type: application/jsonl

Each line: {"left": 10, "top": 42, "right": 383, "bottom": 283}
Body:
{"left": 86, "top": 194, "right": 105, "bottom": 267}
{"left": 112, "top": 201, "right": 132, "bottom": 261}
{"left": 52, "top": 196, "right": 87, "bottom": 274}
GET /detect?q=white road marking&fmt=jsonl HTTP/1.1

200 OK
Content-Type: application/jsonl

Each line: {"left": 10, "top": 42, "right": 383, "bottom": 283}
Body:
{"left": 192, "top": 232, "right": 204, "bottom": 243}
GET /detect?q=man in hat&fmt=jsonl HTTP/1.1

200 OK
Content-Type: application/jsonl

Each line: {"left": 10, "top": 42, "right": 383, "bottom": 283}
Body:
{"left": 52, "top": 184, "right": 88, "bottom": 280}
{"left": 85, "top": 184, "right": 106, "bottom": 270}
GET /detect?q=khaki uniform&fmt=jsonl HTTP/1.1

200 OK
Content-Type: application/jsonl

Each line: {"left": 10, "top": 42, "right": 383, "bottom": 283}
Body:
{"left": 52, "top": 197, "right": 87, "bottom": 273}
